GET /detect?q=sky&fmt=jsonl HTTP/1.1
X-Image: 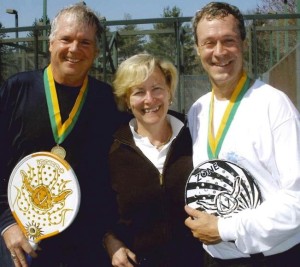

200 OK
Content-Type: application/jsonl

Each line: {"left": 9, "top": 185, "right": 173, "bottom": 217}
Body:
{"left": 1, "top": 0, "right": 261, "bottom": 29}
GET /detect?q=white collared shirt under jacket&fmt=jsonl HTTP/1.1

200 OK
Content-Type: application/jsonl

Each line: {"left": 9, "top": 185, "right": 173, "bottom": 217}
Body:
{"left": 187, "top": 79, "right": 300, "bottom": 259}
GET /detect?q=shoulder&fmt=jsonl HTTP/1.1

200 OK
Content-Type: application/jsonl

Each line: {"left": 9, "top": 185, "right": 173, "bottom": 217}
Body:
{"left": 4, "top": 70, "right": 43, "bottom": 85}
{"left": 189, "top": 92, "right": 211, "bottom": 111}
{"left": 87, "top": 76, "right": 113, "bottom": 91}
{"left": 86, "top": 76, "right": 116, "bottom": 102}
{"left": 1, "top": 70, "right": 43, "bottom": 99}
{"left": 168, "top": 110, "right": 186, "bottom": 123}
{"left": 85, "top": 76, "right": 114, "bottom": 100}
{"left": 187, "top": 92, "right": 211, "bottom": 122}
{"left": 250, "top": 79, "right": 290, "bottom": 99}
{"left": 110, "top": 123, "right": 133, "bottom": 153}
{"left": 248, "top": 80, "right": 299, "bottom": 115}
{"left": 168, "top": 111, "right": 192, "bottom": 143}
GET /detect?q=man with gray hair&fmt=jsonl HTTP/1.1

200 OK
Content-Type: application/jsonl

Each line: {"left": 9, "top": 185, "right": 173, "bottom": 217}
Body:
{"left": 0, "top": 4, "right": 123, "bottom": 266}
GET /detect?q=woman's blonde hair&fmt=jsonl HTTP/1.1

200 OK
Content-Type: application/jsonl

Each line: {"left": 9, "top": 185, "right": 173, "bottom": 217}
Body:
{"left": 113, "top": 53, "right": 178, "bottom": 111}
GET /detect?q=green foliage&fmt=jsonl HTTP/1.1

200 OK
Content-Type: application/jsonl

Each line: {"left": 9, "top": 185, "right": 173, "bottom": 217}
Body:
{"left": 144, "top": 6, "right": 202, "bottom": 75}
{"left": 27, "top": 16, "right": 51, "bottom": 38}
{"left": 116, "top": 14, "right": 145, "bottom": 60}
{"left": 25, "top": 15, "right": 50, "bottom": 54}
{"left": 251, "top": 0, "right": 298, "bottom": 75}
{"left": 144, "top": 6, "right": 180, "bottom": 62}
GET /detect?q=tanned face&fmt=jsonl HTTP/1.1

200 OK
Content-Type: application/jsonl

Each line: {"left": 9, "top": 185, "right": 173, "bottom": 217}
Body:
{"left": 49, "top": 15, "right": 98, "bottom": 86}
{"left": 196, "top": 14, "right": 244, "bottom": 97}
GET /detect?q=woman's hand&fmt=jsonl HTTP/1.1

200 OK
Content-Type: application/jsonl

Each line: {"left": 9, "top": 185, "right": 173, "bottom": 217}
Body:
{"left": 111, "top": 246, "right": 137, "bottom": 267}
{"left": 103, "top": 233, "right": 138, "bottom": 267}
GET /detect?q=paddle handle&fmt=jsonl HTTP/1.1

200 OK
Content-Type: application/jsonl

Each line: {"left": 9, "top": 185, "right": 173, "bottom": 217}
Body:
{"left": 29, "top": 240, "right": 38, "bottom": 250}
{"left": 26, "top": 240, "right": 38, "bottom": 266}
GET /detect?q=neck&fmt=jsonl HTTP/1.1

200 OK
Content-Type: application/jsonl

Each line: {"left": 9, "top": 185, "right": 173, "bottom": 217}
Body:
{"left": 54, "top": 76, "right": 86, "bottom": 87}
{"left": 136, "top": 119, "right": 172, "bottom": 148}
{"left": 213, "top": 87, "right": 235, "bottom": 100}
{"left": 211, "top": 72, "right": 244, "bottom": 100}
{"left": 51, "top": 67, "right": 87, "bottom": 87}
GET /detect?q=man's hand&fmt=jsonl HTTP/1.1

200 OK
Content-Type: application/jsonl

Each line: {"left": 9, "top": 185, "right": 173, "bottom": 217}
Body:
{"left": 3, "top": 224, "right": 37, "bottom": 267}
{"left": 184, "top": 205, "right": 222, "bottom": 245}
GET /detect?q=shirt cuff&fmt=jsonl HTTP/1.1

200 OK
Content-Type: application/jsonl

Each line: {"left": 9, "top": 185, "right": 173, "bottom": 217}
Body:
{"left": 218, "top": 216, "right": 238, "bottom": 242}
{"left": 1, "top": 223, "right": 17, "bottom": 236}
{"left": 0, "top": 209, "right": 16, "bottom": 234}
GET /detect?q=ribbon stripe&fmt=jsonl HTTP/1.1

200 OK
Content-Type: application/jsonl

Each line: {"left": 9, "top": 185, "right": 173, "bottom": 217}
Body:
{"left": 207, "top": 71, "right": 250, "bottom": 159}
{"left": 43, "top": 65, "right": 88, "bottom": 145}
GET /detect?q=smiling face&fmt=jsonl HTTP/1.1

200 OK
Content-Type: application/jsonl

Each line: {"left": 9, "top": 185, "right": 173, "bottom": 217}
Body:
{"left": 127, "top": 67, "right": 171, "bottom": 132}
{"left": 196, "top": 14, "right": 244, "bottom": 96}
{"left": 49, "top": 15, "right": 98, "bottom": 86}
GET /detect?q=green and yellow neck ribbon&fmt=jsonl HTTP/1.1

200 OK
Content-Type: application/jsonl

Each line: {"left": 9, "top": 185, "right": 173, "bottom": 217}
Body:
{"left": 207, "top": 71, "right": 250, "bottom": 159}
{"left": 43, "top": 64, "right": 88, "bottom": 145}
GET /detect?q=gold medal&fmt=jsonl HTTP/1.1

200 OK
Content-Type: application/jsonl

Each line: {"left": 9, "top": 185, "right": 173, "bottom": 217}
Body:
{"left": 51, "top": 145, "right": 66, "bottom": 159}
{"left": 44, "top": 65, "right": 87, "bottom": 161}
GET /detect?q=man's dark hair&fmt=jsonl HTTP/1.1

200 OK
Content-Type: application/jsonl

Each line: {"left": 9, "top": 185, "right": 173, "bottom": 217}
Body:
{"left": 192, "top": 2, "right": 246, "bottom": 45}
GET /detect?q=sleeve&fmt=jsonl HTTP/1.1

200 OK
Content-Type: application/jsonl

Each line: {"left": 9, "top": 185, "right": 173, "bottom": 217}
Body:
{"left": 0, "top": 77, "right": 17, "bottom": 233}
{"left": 0, "top": 210, "right": 16, "bottom": 234}
{"left": 218, "top": 94, "right": 300, "bottom": 254}
{"left": 187, "top": 101, "right": 200, "bottom": 142}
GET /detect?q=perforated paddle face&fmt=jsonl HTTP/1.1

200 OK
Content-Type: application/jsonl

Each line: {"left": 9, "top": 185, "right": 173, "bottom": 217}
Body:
{"left": 185, "top": 160, "right": 262, "bottom": 218}
{"left": 8, "top": 152, "right": 81, "bottom": 245}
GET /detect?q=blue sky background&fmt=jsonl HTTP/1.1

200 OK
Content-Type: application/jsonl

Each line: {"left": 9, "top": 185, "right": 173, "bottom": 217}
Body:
{"left": 1, "top": 0, "right": 261, "bottom": 28}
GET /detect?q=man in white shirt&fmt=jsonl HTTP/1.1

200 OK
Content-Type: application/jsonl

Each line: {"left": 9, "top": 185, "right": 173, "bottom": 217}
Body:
{"left": 184, "top": 2, "right": 300, "bottom": 266}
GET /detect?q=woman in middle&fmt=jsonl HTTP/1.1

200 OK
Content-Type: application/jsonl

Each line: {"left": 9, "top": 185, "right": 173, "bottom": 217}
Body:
{"left": 103, "top": 53, "right": 203, "bottom": 267}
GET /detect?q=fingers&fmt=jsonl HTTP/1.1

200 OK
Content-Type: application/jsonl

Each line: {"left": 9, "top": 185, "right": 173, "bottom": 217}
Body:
{"left": 184, "top": 205, "right": 200, "bottom": 218}
{"left": 10, "top": 242, "right": 37, "bottom": 267}
{"left": 22, "top": 241, "right": 38, "bottom": 258}
{"left": 10, "top": 248, "right": 29, "bottom": 267}
{"left": 3, "top": 225, "right": 38, "bottom": 266}
{"left": 126, "top": 249, "right": 138, "bottom": 266}
{"left": 112, "top": 247, "right": 136, "bottom": 267}
{"left": 10, "top": 251, "right": 17, "bottom": 264}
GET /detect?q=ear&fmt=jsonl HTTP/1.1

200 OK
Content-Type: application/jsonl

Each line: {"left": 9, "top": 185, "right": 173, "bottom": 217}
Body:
{"left": 168, "top": 89, "right": 172, "bottom": 102}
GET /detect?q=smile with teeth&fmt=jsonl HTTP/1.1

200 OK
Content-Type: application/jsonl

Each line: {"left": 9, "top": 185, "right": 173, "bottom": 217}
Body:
{"left": 214, "top": 61, "right": 231, "bottom": 67}
{"left": 67, "top": 58, "right": 80, "bottom": 63}
{"left": 143, "top": 106, "right": 160, "bottom": 113}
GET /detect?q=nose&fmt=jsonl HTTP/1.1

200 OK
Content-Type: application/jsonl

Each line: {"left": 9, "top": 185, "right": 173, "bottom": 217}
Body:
{"left": 214, "top": 41, "right": 226, "bottom": 55}
{"left": 69, "top": 41, "right": 79, "bottom": 52}
{"left": 144, "top": 91, "right": 155, "bottom": 102}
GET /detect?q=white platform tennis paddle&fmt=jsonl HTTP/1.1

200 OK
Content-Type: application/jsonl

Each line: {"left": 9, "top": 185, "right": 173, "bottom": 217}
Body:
{"left": 8, "top": 152, "right": 81, "bottom": 250}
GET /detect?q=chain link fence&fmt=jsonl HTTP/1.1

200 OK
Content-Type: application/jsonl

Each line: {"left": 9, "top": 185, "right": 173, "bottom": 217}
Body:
{"left": 1, "top": 14, "right": 300, "bottom": 111}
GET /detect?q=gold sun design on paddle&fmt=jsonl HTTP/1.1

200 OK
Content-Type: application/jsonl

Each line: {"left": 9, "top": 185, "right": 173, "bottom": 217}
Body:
{"left": 25, "top": 221, "right": 44, "bottom": 239}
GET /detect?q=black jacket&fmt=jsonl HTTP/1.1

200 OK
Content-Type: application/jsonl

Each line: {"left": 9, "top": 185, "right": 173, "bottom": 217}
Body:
{"left": 108, "top": 111, "right": 204, "bottom": 266}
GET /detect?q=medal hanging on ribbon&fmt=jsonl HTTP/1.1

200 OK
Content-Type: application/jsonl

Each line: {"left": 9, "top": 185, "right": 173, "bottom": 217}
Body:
{"left": 207, "top": 71, "right": 250, "bottom": 159}
{"left": 51, "top": 145, "right": 67, "bottom": 159}
{"left": 44, "top": 65, "right": 88, "bottom": 159}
